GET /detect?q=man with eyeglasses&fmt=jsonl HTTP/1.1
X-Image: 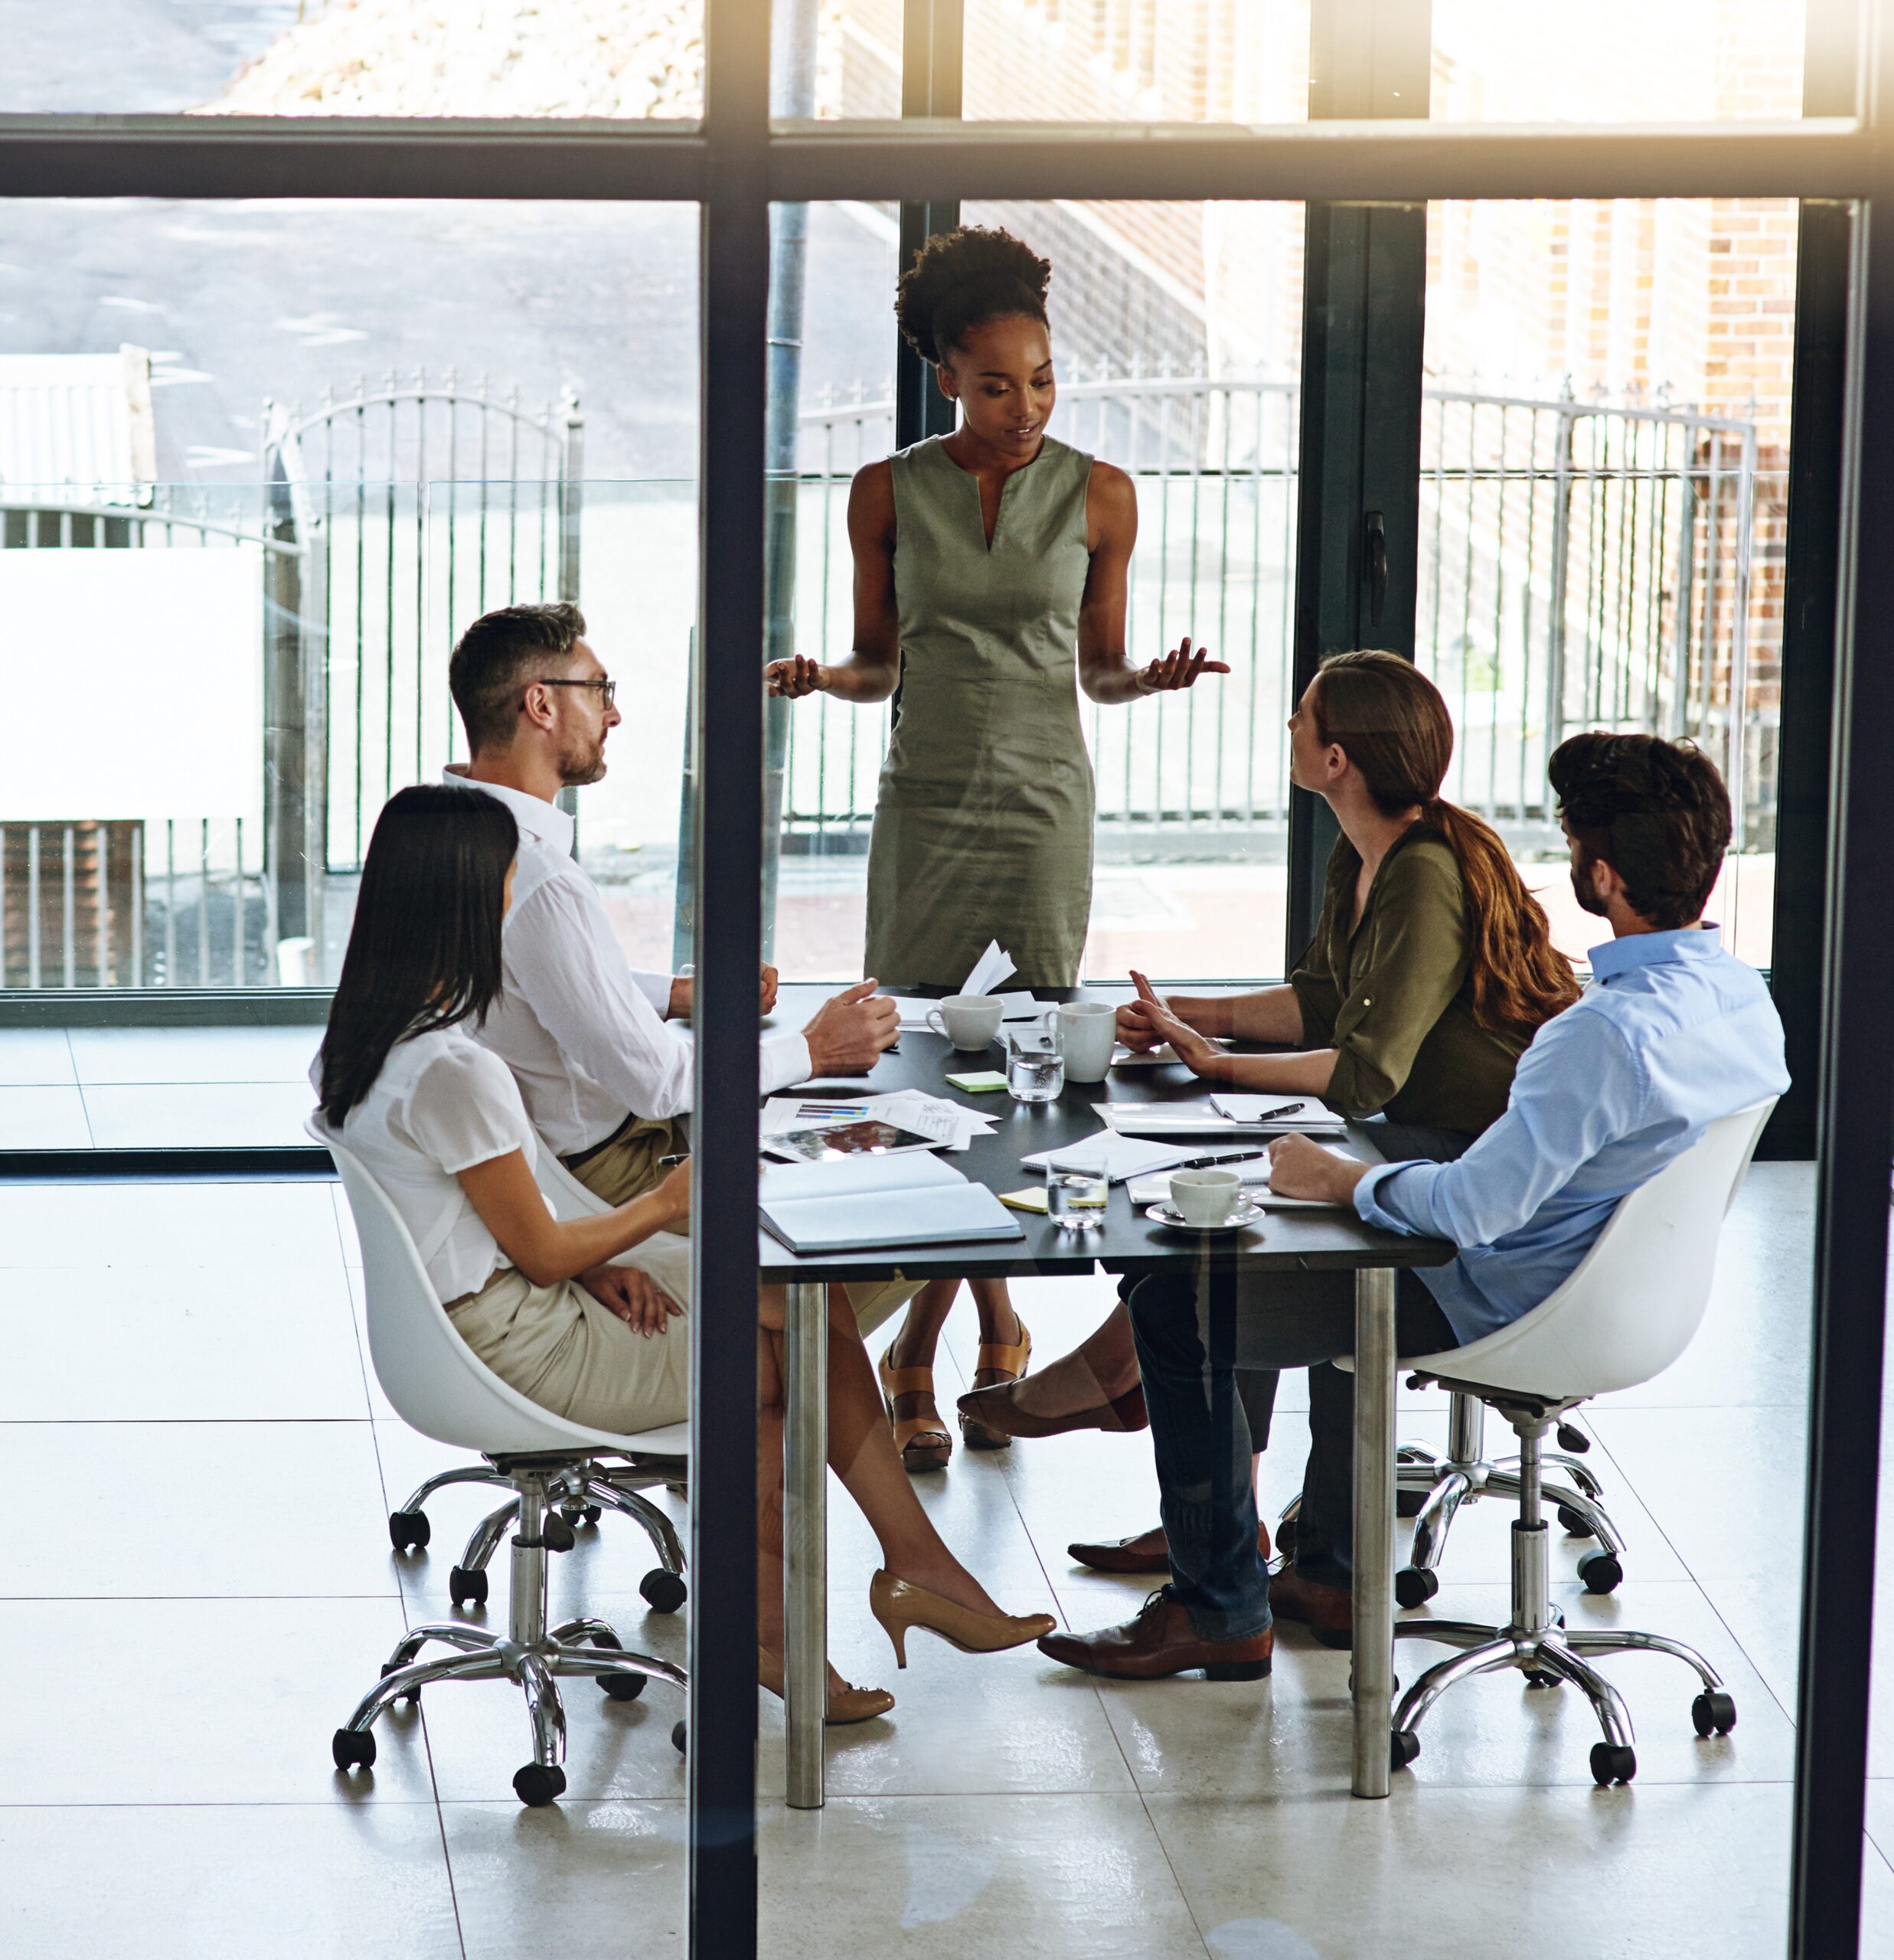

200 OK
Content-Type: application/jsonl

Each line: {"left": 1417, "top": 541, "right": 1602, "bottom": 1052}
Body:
{"left": 444, "top": 601, "right": 909, "bottom": 1327}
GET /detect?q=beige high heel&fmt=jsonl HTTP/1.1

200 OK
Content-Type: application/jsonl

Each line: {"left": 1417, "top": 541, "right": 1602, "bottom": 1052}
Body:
{"left": 868, "top": 1570, "right": 1056, "bottom": 1669}
{"left": 756, "top": 1645, "right": 894, "bottom": 1725}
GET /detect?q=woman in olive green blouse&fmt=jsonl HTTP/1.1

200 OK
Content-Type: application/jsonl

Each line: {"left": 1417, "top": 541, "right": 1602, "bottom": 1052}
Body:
{"left": 958, "top": 651, "right": 1578, "bottom": 1570}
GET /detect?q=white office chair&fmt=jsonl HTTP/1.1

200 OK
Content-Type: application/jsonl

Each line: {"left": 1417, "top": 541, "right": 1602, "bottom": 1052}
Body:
{"left": 317, "top": 1126, "right": 690, "bottom": 1806}
{"left": 384, "top": 1142, "right": 689, "bottom": 1618}
{"left": 1380, "top": 1099, "right": 1775, "bottom": 1788}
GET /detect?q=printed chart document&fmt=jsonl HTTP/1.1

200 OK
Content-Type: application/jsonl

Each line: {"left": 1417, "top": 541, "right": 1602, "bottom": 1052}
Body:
{"left": 759, "top": 1153, "right": 1025, "bottom": 1256}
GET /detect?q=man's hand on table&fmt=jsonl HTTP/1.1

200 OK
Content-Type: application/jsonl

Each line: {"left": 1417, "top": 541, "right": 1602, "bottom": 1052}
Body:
{"left": 1268, "top": 1132, "right": 1371, "bottom": 1207}
{"left": 668, "top": 964, "right": 779, "bottom": 1021}
{"left": 802, "top": 979, "right": 900, "bottom": 1074}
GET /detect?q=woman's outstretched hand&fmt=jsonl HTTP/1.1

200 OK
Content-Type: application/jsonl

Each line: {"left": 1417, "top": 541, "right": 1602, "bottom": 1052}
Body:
{"left": 1137, "top": 637, "right": 1231, "bottom": 694}
{"left": 766, "top": 655, "right": 829, "bottom": 699}
{"left": 1128, "top": 969, "right": 1222, "bottom": 1075}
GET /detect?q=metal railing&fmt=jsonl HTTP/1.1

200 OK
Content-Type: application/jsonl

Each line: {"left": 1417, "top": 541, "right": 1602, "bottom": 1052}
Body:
{"left": 786, "top": 375, "right": 1772, "bottom": 856}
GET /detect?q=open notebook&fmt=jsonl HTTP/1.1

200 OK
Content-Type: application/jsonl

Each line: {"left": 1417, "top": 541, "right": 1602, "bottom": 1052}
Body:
{"left": 759, "top": 1152, "right": 1026, "bottom": 1256}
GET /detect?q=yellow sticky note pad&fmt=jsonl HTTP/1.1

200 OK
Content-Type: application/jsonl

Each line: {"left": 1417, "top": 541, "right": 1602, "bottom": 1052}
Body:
{"left": 998, "top": 1187, "right": 1050, "bottom": 1214}
{"left": 945, "top": 1070, "right": 1010, "bottom": 1093}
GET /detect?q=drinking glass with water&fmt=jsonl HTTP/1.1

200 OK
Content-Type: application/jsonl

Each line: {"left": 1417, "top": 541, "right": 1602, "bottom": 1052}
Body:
{"left": 1007, "top": 1025, "right": 1065, "bottom": 1102}
{"left": 1046, "top": 1161, "right": 1109, "bottom": 1230}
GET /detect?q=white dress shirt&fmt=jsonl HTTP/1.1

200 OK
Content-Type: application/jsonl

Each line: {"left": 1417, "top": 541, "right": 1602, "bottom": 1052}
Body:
{"left": 312, "top": 1027, "right": 534, "bottom": 1303}
{"left": 447, "top": 769, "right": 813, "bottom": 1156}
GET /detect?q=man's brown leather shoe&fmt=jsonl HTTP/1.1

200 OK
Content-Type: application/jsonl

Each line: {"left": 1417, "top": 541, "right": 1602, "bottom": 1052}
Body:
{"left": 1037, "top": 1587, "right": 1273, "bottom": 1681}
{"left": 1269, "top": 1564, "right": 1353, "bottom": 1650}
{"left": 1068, "top": 1517, "right": 1273, "bottom": 1576}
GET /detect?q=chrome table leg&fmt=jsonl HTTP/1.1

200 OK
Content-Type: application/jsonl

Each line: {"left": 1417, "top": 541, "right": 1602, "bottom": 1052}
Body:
{"left": 1353, "top": 1265, "right": 1399, "bottom": 1797}
{"left": 785, "top": 1278, "right": 829, "bottom": 1809}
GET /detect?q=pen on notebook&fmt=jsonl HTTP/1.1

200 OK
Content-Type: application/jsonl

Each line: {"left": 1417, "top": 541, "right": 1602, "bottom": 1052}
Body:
{"left": 1228, "top": 1101, "right": 1305, "bottom": 1124}
{"left": 1176, "top": 1148, "right": 1272, "bottom": 1171}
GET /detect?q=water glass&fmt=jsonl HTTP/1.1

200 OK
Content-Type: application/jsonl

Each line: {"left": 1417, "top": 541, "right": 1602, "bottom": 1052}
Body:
{"left": 1046, "top": 1164, "right": 1109, "bottom": 1230}
{"left": 1006, "top": 1027, "right": 1065, "bottom": 1102}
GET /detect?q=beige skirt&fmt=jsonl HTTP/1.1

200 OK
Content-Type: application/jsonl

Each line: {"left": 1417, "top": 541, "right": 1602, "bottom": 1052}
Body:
{"left": 448, "top": 1264, "right": 691, "bottom": 1437}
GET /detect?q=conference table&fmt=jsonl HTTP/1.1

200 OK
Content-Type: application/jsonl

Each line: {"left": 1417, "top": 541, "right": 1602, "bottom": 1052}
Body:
{"left": 756, "top": 988, "right": 1454, "bottom": 1806}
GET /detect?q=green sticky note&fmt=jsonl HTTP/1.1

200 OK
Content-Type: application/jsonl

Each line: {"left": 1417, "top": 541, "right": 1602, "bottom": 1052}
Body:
{"left": 945, "top": 1070, "right": 1010, "bottom": 1093}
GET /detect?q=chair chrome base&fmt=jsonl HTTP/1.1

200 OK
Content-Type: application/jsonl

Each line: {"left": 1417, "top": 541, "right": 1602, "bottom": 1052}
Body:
{"left": 1390, "top": 1391, "right": 1625, "bottom": 1609}
{"left": 390, "top": 1449, "right": 688, "bottom": 1614}
{"left": 1389, "top": 1401, "right": 1735, "bottom": 1787}
{"left": 335, "top": 1459, "right": 687, "bottom": 1805}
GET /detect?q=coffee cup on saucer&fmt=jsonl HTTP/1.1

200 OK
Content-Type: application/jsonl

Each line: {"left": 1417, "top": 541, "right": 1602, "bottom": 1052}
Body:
{"left": 926, "top": 994, "right": 1004, "bottom": 1050}
{"left": 1169, "top": 1167, "right": 1243, "bottom": 1226}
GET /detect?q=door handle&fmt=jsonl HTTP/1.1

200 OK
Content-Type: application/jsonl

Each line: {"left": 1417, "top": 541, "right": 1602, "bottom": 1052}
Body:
{"left": 1363, "top": 511, "right": 1389, "bottom": 629}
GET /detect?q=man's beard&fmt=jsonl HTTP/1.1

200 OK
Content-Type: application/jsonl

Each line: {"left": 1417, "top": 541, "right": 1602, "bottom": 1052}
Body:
{"left": 557, "top": 734, "right": 608, "bottom": 787}
{"left": 1570, "top": 856, "right": 1608, "bottom": 917}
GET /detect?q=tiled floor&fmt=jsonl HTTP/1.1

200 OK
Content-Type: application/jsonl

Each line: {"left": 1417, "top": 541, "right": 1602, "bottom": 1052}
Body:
{"left": 2, "top": 1163, "right": 1889, "bottom": 1958}
{"left": 0, "top": 1025, "right": 322, "bottom": 1150}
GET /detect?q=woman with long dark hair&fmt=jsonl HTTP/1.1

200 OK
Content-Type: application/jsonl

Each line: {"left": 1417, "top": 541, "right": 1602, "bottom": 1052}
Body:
{"left": 768, "top": 224, "right": 1229, "bottom": 1474}
{"left": 958, "top": 653, "right": 1579, "bottom": 1630}
{"left": 317, "top": 784, "right": 1053, "bottom": 1719}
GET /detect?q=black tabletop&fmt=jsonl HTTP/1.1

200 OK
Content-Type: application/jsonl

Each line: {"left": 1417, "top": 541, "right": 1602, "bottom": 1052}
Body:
{"left": 755, "top": 986, "right": 1455, "bottom": 1285}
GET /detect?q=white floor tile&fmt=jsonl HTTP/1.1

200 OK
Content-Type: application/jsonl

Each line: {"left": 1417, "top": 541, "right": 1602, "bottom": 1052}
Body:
{"left": 0, "top": 1262, "right": 369, "bottom": 1421}
{"left": 0, "top": 1178, "right": 347, "bottom": 1271}
{"left": 83, "top": 1080, "right": 318, "bottom": 1149}
{"left": 68, "top": 1024, "right": 324, "bottom": 1086}
{"left": 0, "top": 1805, "right": 461, "bottom": 1960}
{"left": 0, "top": 1027, "right": 75, "bottom": 1085}
{"left": 0, "top": 1084, "right": 91, "bottom": 1148}
{"left": 0, "top": 1419, "right": 396, "bottom": 1599}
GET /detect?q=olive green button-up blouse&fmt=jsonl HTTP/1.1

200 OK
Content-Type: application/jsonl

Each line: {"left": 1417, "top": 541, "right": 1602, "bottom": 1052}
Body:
{"left": 1291, "top": 827, "right": 1529, "bottom": 1134}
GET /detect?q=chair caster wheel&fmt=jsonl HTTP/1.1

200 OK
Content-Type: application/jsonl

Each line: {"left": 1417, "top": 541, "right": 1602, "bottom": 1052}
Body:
{"left": 1556, "top": 1505, "right": 1595, "bottom": 1537}
{"left": 1396, "top": 1487, "right": 1428, "bottom": 1519}
{"left": 560, "top": 1504, "right": 602, "bottom": 1530}
{"left": 1590, "top": 1742, "right": 1636, "bottom": 1785}
{"left": 449, "top": 1565, "right": 489, "bottom": 1608}
{"left": 1693, "top": 1690, "right": 1737, "bottom": 1736}
{"left": 1390, "top": 1730, "right": 1421, "bottom": 1770}
{"left": 1394, "top": 1566, "right": 1438, "bottom": 1609}
{"left": 579, "top": 1504, "right": 602, "bottom": 1526}
{"left": 379, "top": 1661, "right": 420, "bottom": 1706}
{"left": 1557, "top": 1423, "right": 1591, "bottom": 1454}
{"left": 332, "top": 1727, "right": 376, "bottom": 1772}
{"left": 1576, "top": 1550, "right": 1623, "bottom": 1595}
{"left": 641, "top": 1569, "right": 687, "bottom": 1614}
{"left": 671, "top": 1721, "right": 687, "bottom": 1754}
{"left": 513, "top": 1762, "right": 567, "bottom": 1807}
{"left": 388, "top": 1510, "right": 430, "bottom": 1553}
{"left": 1523, "top": 1668, "right": 1559, "bottom": 1689}
{"left": 586, "top": 1629, "right": 647, "bottom": 1700}
{"left": 541, "top": 1514, "right": 576, "bottom": 1554}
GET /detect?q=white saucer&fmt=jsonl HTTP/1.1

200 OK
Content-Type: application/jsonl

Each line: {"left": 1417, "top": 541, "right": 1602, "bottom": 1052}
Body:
{"left": 1145, "top": 1198, "right": 1265, "bottom": 1234}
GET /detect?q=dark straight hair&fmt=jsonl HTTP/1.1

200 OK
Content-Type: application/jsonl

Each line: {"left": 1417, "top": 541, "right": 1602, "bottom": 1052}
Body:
{"left": 318, "top": 783, "right": 519, "bottom": 1124}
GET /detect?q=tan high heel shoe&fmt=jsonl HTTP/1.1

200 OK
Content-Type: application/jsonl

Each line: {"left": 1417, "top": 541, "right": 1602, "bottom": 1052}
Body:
{"left": 958, "top": 1315, "right": 1032, "bottom": 1452}
{"left": 868, "top": 1570, "right": 1057, "bottom": 1669}
{"left": 879, "top": 1348, "right": 953, "bottom": 1474}
{"left": 756, "top": 1645, "right": 895, "bottom": 1725}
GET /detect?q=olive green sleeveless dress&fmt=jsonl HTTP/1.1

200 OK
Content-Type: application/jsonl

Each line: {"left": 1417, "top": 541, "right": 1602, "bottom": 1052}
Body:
{"left": 864, "top": 433, "right": 1096, "bottom": 990}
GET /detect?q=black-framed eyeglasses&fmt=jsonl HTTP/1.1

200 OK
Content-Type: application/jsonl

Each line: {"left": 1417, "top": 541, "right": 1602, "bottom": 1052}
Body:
{"left": 528, "top": 678, "right": 616, "bottom": 710}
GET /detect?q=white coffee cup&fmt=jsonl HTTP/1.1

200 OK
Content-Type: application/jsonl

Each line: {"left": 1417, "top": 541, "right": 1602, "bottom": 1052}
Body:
{"left": 1053, "top": 1000, "right": 1118, "bottom": 1083}
{"left": 1170, "top": 1167, "right": 1243, "bottom": 1226}
{"left": 926, "top": 994, "right": 1004, "bottom": 1049}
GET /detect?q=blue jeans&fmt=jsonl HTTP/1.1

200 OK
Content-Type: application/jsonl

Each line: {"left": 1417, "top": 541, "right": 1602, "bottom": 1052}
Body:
{"left": 1125, "top": 1121, "right": 1468, "bottom": 1642}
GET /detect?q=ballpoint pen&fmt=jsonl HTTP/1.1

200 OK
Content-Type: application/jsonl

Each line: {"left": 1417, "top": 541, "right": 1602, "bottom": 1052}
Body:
{"left": 1174, "top": 1148, "right": 1272, "bottom": 1171}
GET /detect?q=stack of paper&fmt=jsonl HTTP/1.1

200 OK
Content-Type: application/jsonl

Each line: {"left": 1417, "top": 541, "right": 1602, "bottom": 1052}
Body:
{"left": 1018, "top": 1129, "right": 1204, "bottom": 1184}
{"left": 1099, "top": 1097, "right": 1347, "bottom": 1138}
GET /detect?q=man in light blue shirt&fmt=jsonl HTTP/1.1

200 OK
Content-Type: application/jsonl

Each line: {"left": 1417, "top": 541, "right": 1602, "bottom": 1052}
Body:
{"left": 1040, "top": 730, "right": 1786, "bottom": 1685}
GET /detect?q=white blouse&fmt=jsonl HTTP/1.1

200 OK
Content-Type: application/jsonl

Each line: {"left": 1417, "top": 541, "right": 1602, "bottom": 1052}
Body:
{"left": 313, "top": 1024, "right": 539, "bottom": 1303}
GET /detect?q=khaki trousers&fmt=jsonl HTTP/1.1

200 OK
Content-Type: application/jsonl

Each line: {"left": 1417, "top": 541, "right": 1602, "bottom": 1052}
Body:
{"left": 566, "top": 1121, "right": 924, "bottom": 1338}
{"left": 448, "top": 1266, "right": 691, "bottom": 1436}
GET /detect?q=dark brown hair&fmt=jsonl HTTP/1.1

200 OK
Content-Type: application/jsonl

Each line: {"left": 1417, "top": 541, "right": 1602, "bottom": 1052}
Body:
{"left": 317, "top": 783, "right": 518, "bottom": 1123}
{"left": 1311, "top": 651, "right": 1580, "bottom": 1034}
{"left": 449, "top": 601, "right": 588, "bottom": 756}
{"left": 896, "top": 226, "right": 1052, "bottom": 368}
{"left": 1547, "top": 731, "right": 1731, "bottom": 930}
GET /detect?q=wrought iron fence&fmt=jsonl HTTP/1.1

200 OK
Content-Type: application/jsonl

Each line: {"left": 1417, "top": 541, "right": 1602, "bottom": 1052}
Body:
{"left": 786, "top": 376, "right": 1774, "bottom": 858}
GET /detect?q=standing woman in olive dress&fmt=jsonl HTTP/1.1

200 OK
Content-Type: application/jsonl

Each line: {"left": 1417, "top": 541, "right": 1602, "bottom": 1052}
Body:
{"left": 769, "top": 226, "right": 1226, "bottom": 1472}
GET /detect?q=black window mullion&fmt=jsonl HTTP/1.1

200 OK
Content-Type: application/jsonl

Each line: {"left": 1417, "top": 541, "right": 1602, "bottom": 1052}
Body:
{"left": 896, "top": 0, "right": 966, "bottom": 449}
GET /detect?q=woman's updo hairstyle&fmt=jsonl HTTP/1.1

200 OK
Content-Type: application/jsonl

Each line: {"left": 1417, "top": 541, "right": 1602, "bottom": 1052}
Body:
{"left": 896, "top": 225, "right": 1052, "bottom": 367}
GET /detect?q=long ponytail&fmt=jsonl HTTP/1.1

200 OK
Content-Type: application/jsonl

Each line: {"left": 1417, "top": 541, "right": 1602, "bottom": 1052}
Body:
{"left": 1311, "top": 652, "right": 1579, "bottom": 1036}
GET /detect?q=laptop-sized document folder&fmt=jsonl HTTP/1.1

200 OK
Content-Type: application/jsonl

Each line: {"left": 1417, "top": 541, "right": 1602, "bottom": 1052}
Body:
{"left": 759, "top": 1152, "right": 1027, "bottom": 1256}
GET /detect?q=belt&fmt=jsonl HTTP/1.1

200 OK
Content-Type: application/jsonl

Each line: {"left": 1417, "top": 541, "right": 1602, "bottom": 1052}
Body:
{"left": 561, "top": 1108, "right": 644, "bottom": 1173}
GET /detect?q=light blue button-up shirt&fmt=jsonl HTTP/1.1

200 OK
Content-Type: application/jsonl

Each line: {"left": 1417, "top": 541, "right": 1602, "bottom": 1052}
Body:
{"left": 1353, "top": 924, "right": 1788, "bottom": 1345}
